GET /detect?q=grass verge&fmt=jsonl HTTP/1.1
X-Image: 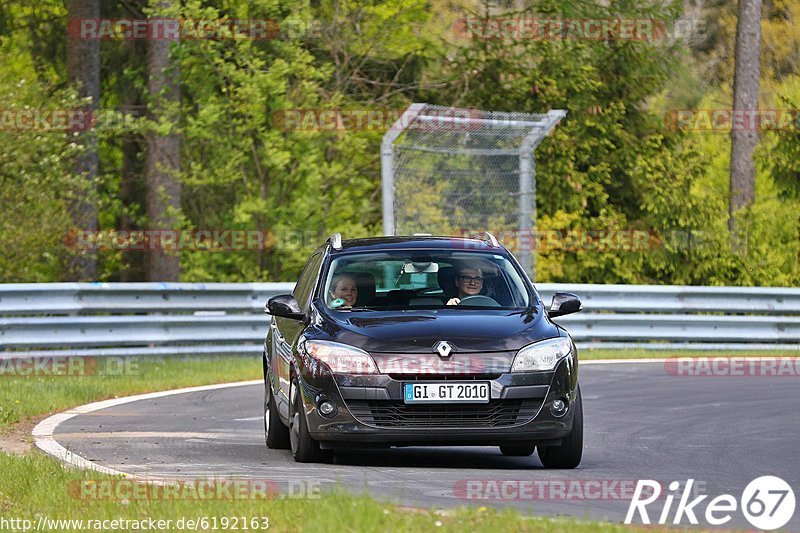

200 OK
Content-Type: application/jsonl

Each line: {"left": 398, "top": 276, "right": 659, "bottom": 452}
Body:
{"left": 580, "top": 348, "right": 799, "bottom": 360}
{"left": 0, "top": 453, "right": 642, "bottom": 533}
{"left": 0, "top": 356, "right": 261, "bottom": 430}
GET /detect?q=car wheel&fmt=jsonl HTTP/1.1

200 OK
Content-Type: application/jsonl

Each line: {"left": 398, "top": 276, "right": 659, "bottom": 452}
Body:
{"left": 288, "top": 376, "right": 330, "bottom": 463}
{"left": 537, "top": 386, "right": 583, "bottom": 469}
{"left": 264, "top": 379, "right": 290, "bottom": 449}
{"left": 499, "top": 444, "right": 536, "bottom": 456}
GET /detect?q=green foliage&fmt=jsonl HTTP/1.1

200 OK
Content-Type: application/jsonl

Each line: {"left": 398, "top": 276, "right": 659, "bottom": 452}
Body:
{"left": 0, "top": 0, "right": 798, "bottom": 286}
{"left": 170, "top": 0, "right": 392, "bottom": 280}
{"left": 0, "top": 50, "right": 88, "bottom": 281}
{"left": 419, "top": 0, "right": 800, "bottom": 286}
{"left": 770, "top": 77, "right": 800, "bottom": 199}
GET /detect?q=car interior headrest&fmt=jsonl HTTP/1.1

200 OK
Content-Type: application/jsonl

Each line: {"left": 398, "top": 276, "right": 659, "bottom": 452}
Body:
{"left": 351, "top": 272, "right": 376, "bottom": 306}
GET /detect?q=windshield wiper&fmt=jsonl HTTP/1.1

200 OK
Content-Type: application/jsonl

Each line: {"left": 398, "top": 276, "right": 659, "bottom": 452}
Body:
{"left": 346, "top": 307, "right": 375, "bottom": 312}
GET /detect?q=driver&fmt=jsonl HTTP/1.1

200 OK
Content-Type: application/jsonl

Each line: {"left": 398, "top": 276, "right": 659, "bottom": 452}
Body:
{"left": 446, "top": 266, "right": 484, "bottom": 306}
{"left": 328, "top": 273, "right": 358, "bottom": 308}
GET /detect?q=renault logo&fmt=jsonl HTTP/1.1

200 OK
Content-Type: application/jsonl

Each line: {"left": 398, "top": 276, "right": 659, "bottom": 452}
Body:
{"left": 433, "top": 340, "right": 454, "bottom": 358}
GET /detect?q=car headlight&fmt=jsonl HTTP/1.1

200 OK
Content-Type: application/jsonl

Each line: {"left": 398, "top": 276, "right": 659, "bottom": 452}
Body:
{"left": 511, "top": 337, "right": 572, "bottom": 372}
{"left": 299, "top": 339, "right": 379, "bottom": 374}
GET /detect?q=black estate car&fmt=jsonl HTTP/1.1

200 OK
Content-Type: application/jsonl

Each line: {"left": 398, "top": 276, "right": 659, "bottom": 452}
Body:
{"left": 262, "top": 233, "right": 584, "bottom": 468}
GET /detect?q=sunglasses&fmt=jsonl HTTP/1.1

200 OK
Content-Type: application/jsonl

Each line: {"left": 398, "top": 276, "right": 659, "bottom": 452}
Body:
{"left": 458, "top": 276, "right": 484, "bottom": 284}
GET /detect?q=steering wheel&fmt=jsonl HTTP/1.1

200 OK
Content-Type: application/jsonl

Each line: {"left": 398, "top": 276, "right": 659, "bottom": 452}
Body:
{"left": 457, "top": 295, "right": 501, "bottom": 307}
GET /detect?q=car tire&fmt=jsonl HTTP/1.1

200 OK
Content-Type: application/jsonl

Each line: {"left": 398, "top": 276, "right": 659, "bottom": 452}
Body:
{"left": 537, "top": 386, "right": 583, "bottom": 469}
{"left": 264, "top": 379, "right": 290, "bottom": 449}
{"left": 289, "top": 376, "right": 331, "bottom": 463}
{"left": 499, "top": 444, "right": 536, "bottom": 456}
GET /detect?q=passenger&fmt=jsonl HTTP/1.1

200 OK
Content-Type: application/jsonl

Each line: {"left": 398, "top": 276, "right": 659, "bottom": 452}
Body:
{"left": 446, "top": 266, "right": 484, "bottom": 306}
{"left": 328, "top": 273, "right": 358, "bottom": 308}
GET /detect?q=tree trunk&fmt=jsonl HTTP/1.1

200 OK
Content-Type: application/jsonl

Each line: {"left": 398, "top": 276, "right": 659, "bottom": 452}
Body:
{"left": 120, "top": 64, "right": 145, "bottom": 282}
{"left": 145, "top": 0, "right": 181, "bottom": 281}
{"left": 66, "top": 0, "right": 100, "bottom": 280}
{"left": 728, "top": 0, "right": 762, "bottom": 233}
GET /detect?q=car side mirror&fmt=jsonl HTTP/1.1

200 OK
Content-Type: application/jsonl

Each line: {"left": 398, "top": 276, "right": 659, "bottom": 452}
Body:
{"left": 549, "top": 292, "right": 582, "bottom": 317}
{"left": 265, "top": 294, "right": 305, "bottom": 320}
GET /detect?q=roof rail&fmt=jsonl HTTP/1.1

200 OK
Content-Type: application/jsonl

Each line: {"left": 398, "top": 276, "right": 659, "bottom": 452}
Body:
{"left": 463, "top": 231, "right": 500, "bottom": 248}
{"left": 482, "top": 231, "right": 500, "bottom": 247}
{"left": 327, "top": 233, "right": 342, "bottom": 250}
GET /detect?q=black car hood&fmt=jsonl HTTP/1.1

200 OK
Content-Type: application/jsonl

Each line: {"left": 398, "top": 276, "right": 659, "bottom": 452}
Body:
{"left": 315, "top": 307, "right": 559, "bottom": 353}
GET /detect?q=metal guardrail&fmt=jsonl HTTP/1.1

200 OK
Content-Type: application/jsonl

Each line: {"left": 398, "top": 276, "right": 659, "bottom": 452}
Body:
{"left": 535, "top": 284, "right": 800, "bottom": 314}
{"left": 0, "top": 282, "right": 295, "bottom": 315}
{"left": 1, "top": 283, "right": 799, "bottom": 359}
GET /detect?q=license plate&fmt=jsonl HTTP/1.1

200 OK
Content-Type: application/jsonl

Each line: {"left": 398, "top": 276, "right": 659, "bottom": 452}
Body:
{"left": 403, "top": 382, "right": 490, "bottom": 404}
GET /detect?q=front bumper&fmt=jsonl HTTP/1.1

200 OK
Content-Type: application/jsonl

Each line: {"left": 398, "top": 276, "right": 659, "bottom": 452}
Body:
{"left": 298, "top": 354, "right": 578, "bottom": 446}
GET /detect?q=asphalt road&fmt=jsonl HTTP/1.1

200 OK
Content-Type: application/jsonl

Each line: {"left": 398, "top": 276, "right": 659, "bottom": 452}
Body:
{"left": 53, "top": 362, "right": 800, "bottom": 529}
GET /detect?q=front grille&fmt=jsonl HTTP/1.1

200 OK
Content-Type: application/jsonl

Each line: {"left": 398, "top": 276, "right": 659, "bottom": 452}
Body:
{"left": 346, "top": 399, "right": 541, "bottom": 429}
{"left": 387, "top": 374, "right": 502, "bottom": 381}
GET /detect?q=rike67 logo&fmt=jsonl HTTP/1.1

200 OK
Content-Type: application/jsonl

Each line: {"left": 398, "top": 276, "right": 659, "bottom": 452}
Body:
{"left": 625, "top": 476, "right": 795, "bottom": 530}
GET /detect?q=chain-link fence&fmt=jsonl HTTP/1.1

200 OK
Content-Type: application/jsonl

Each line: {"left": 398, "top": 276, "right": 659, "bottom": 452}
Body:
{"left": 381, "top": 103, "right": 566, "bottom": 279}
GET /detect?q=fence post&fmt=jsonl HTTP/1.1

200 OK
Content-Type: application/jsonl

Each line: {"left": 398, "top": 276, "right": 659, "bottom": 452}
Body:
{"left": 381, "top": 139, "right": 395, "bottom": 236}
{"left": 381, "top": 104, "right": 425, "bottom": 236}
{"left": 519, "top": 136, "right": 536, "bottom": 280}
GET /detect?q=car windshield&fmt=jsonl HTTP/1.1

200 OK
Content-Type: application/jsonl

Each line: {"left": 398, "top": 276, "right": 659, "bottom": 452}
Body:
{"left": 321, "top": 250, "right": 531, "bottom": 311}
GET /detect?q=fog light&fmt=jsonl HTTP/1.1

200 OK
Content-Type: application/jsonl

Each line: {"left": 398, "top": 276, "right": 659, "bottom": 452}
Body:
{"left": 550, "top": 398, "right": 568, "bottom": 417}
{"left": 318, "top": 401, "right": 336, "bottom": 416}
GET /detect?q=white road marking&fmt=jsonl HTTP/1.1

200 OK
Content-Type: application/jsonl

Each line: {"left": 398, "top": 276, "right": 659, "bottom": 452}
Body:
{"left": 32, "top": 379, "right": 261, "bottom": 481}
{"left": 33, "top": 356, "right": 790, "bottom": 482}
{"left": 582, "top": 356, "right": 799, "bottom": 365}
{"left": 55, "top": 431, "right": 235, "bottom": 440}
{"left": 581, "top": 358, "right": 670, "bottom": 364}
